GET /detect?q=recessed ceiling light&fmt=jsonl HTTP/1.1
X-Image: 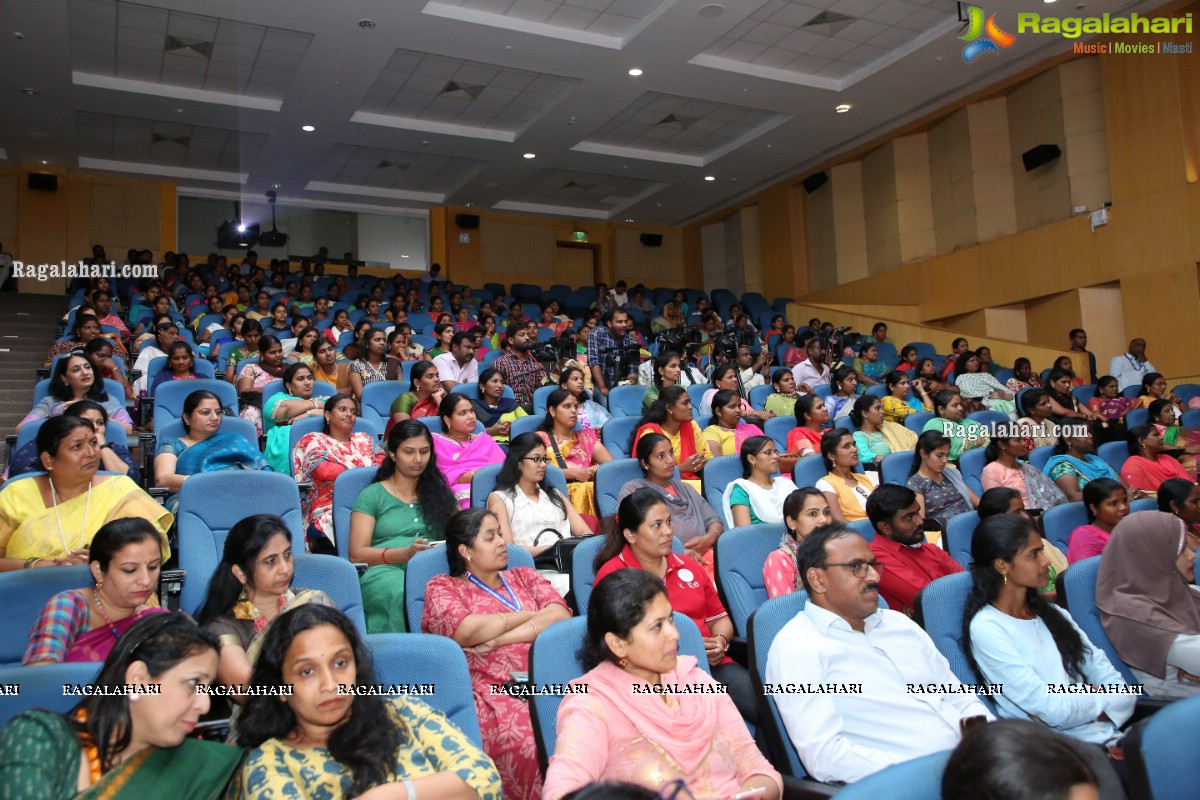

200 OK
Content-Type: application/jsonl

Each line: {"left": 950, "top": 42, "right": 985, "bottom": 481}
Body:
{"left": 523, "top": 153, "right": 536, "bottom": 159}
{"left": 358, "top": 19, "right": 376, "bottom": 28}
{"left": 1044, "top": 0, "right": 1056, "bottom": 3}
{"left": 39, "top": 160, "right": 48, "bottom": 165}
{"left": 628, "top": 68, "right": 643, "bottom": 76}
{"left": 400, "top": 254, "right": 410, "bottom": 258}
{"left": 21, "top": 88, "right": 38, "bottom": 96}
{"left": 270, "top": 183, "right": 282, "bottom": 189}
{"left": 13, "top": 32, "right": 24, "bottom": 39}
{"left": 704, "top": 176, "right": 716, "bottom": 181}
{"left": 625, "top": 218, "right": 635, "bottom": 222}
{"left": 301, "top": 125, "right": 315, "bottom": 132}
{"left": 835, "top": 104, "right": 852, "bottom": 113}
{"left": 699, "top": 3, "right": 725, "bottom": 17}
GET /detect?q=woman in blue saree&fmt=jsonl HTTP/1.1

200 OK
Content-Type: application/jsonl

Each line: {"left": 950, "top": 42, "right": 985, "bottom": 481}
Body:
{"left": 153, "top": 389, "right": 270, "bottom": 513}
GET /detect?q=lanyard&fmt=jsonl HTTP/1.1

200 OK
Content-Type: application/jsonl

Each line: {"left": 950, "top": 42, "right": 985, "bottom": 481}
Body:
{"left": 467, "top": 573, "right": 522, "bottom": 612}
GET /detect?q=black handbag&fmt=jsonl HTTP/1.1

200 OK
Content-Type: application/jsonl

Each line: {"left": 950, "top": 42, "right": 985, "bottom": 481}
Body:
{"left": 532, "top": 528, "right": 582, "bottom": 573}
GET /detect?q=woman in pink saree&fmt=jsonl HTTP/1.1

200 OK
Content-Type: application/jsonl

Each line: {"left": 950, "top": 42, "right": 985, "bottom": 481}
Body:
{"left": 23, "top": 519, "right": 167, "bottom": 665}
{"left": 432, "top": 393, "right": 506, "bottom": 508}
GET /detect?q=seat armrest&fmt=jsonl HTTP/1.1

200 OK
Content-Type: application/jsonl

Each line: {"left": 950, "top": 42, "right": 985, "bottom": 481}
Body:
{"left": 158, "top": 569, "right": 185, "bottom": 611}
{"left": 782, "top": 775, "right": 842, "bottom": 799}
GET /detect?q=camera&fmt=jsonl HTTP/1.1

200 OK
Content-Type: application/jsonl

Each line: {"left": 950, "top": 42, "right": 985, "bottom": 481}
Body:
{"left": 530, "top": 334, "right": 575, "bottom": 365}
{"left": 656, "top": 325, "right": 701, "bottom": 356}
{"left": 712, "top": 328, "right": 754, "bottom": 358}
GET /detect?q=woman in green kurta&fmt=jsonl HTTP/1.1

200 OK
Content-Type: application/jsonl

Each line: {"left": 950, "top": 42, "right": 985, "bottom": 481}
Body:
{"left": 262, "top": 362, "right": 322, "bottom": 474}
{"left": 348, "top": 419, "right": 460, "bottom": 633}
{"left": 0, "top": 613, "right": 243, "bottom": 800}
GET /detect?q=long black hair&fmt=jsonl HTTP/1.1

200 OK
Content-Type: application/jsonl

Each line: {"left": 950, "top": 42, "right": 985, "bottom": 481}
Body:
{"left": 374, "top": 419, "right": 457, "bottom": 534}
{"left": 495, "top": 432, "right": 567, "bottom": 518}
{"left": 848, "top": 394, "right": 877, "bottom": 428}
{"left": 977, "top": 487, "right": 1022, "bottom": 519}
{"left": 321, "top": 393, "right": 355, "bottom": 435}
{"left": 941, "top": 719, "right": 1095, "bottom": 800}
{"left": 819, "top": 427, "right": 853, "bottom": 471}
{"left": 1082, "top": 477, "right": 1122, "bottom": 524}
{"left": 558, "top": 365, "right": 593, "bottom": 403}
{"left": 910, "top": 430, "right": 951, "bottom": 478}
{"left": 594, "top": 486, "right": 669, "bottom": 569}
{"left": 1139, "top": 372, "right": 1166, "bottom": 397}
{"left": 652, "top": 350, "right": 679, "bottom": 388}
{"left": 197, "top": 514, "right": 292, "bottom": 626}
{"left": 49, "top": 353, "right": 106, "bottom": 403}
{"left": 962, "top": 514, "right": 1088, "bottom": 687}
{"left": 1159, "top": 478, "right": 1197, "bottom": 515}
{"left": 633, "top": 385, "right": 688, "bottom": 451}
{"left": 580, "top": 569, "right": 668, "bottom": 670}
{"left": 794, "top": 393, "right": 822, "bottom": 426}
{"left": 1126, "top": 423, "right": 1155, "bottom": 457}
{"left": 75, "top": 613, "right": 219, "bottom": 771}
{"left": 237, "top": 605, "right": 398, "bottom": 799}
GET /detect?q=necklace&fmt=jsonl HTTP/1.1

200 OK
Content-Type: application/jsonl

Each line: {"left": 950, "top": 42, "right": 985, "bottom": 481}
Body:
{"left": 446, "top": 431, "right": 472, "bottom": 458}
{"left": 467, "top": 573, "right": 522, "bottom": 612}
{"left": 49, "top": 477, "right": 91, "bottom": 556}
{"left": 93, "top": 589, "right": 122, "bottom": 639}
{"left": 389, "top": 476, "right": 418, "bottom": 508}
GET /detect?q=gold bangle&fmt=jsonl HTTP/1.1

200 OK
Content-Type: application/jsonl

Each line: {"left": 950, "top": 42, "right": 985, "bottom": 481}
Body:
{"left": 497, "top": 612, "right": 508, "bottom": 632}
{"left": 527, "top": 618, "right": 539, "bottom": 636}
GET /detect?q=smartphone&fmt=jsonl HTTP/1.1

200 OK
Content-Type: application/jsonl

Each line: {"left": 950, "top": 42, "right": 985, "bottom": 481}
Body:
{"left": 426, "top": 541, "right": 445, "bottom": 547}
{"left": 733, "top": 789, "right": 768, "bottom": 800}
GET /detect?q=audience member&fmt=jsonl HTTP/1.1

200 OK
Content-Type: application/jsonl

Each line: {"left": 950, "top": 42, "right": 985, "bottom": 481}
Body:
{"left": 0, "top": 416, "right": 171, "bottom": 572}
{"left": 594, "top": 489, "right": 758, "bottom": 727}
{"left": 763, "top": 488, "right": 833, "bottom": 598}
{"left": 348, "top": 420, "right": 458, "bottom": 633}
{"left": 262, "top": 362, "right": 322, "bottom": 473}
{"left": 922, "top": 390, "right": 988, "bottom": 461}
{"left": 20, "top": 352, "right": 133, "bottom": 434}
{"left": 765, "top": 525, "right": 991, "bottom": 783}
{"left": 0, "top": 613, "right": 243, "bottom": 797}
{"left": 236, "top": 334, "right": 287, "bottom": 436}
{"left": 387, "top": 360, "right": 445, "bottom": 436}
{"left": 559, "top": 365, "right": 610, "bottom": 430}
{"left": 1044, "top": 428, "right": 1123, "bottom": 503}
{"left": 867, "top": 484, "right": 963, "bottom": 614}
{"left": 537, "top": 389, "right": 612, "bottom": 517}
{"left": 851, "top": 394, "right": 917, "bottom": 466}
{"left": 433, "top": 393, "right": 506, "bottom": 508}
{"left": 786, "top": 393, "right": 828, "bottom": 459}
{"left": 1066, "top": 478, "right": 1129, "bottom": 563}
{"left": 721, "top": 436, "right": 800, "bottom": 527}
{"left": 790, "top": 337, "right": 831, "bottom": 389}
{"left": 42, "top": 313, "right": 103, "bottom": 369}
{"left": 905, "top": 431, "right": 977, "bottom": 526}
{"left": 1121, "top": 424, "right": 1194, "bottom": 491}
{"left": 881, "top": 369, "right": 933, "bottom": 425}
{"left": 348, "top": 328, "right": 387, "bottom": 403}
{"left": 422, "top": 508, "right": 570, "bottom": 799}
{"left": 763, "top": 368, "right": 801, "bottom": 418}
{"left": 471, "top": 367, "right": 527, "bottom": 444}
{"left": 433, "top": 331, "right": 479, "bottom": 393}
{"left": 981, "top": 435, "right": 1067, "bottom": 511}
{"left": 703, "top": 389, "right": 762, "bottom": 457}
{"left": 293, "top": 394, "right": 382, "bottom": 555}
{"left": 617, "top": 433, "right": 722, "bottom": 568}
{"left": 634, "top": 386, "right": 711, "bottom": 480}
{"left": 963, "top": 514, "right": 1135, "bottom": 746}
{"left": 1087, "top": 375, "right": 1140, "bottom": 442}
{"left": 824, "top": 365, "right": 858, "bottom": 421}
{"left": 496, "top": 323, "right": 548, "bottom": 411}
{"left": 940, "top": 338, "right": 970, "bottom": 378}
{"left": 955, "top": 350, "right": 1016, "bottom": 416}
{"left": 311, "top": 338, "right": 350, "bottom": 395}
{"left": 1068, "top": 328, "right": 1098, "bottom": 385}
{"left": 1098, "top": 510, "right": 1200, "bottom": 699}
{"left": 1006, "top": 357, "right": 1044, "bottom": 393}
{"left": 642, "top": 351, "right": 681, "bottom": 412}
{"left": 543, "top": 569, "right": 781, "bottom": 800}
{"left": 6, "top": 399, "right": 137, "bottom": 483}
{"left": 816, "top": 428, "right": 878, "bottom": 523}
{"left": 236, "top": 604, "right": 502, "bottom": 799}
{"left": 23, "top": 518, "right": 166, "bottom": 664}
{"left": 1108, "top": 337, "right": 1155, "bottom": 391}
{"left": 1158, "top": 478, "right": 1200, "bottom": 533}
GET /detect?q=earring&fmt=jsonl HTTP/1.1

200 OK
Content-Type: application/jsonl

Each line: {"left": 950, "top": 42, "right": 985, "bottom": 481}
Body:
{"left": 95, "top": 581, "right": 103, "bottom": 591}
{"left": 618, "top": 657, "right": 628, "bottom": 669}
{"left": 238, "top": 586, "right": 249, "bottom": 602}
{"left": 1002, "top": 572, "right": 1008, "bottom": 585}
{"left": 129, "top": 693, "right": 140, "bottom": 703}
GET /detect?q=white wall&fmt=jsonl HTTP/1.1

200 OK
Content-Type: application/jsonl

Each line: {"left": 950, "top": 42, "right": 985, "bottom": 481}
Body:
{"left": 177, "top": 197, "right": 427, "bottom": 267}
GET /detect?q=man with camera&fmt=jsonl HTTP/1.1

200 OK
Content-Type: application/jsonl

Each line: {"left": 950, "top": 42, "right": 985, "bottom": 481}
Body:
{"left": 737, "top": 344, "right": 769, "bottom": 390}
{"left": 588, "top": 308, "right": 640, "bottom": 405}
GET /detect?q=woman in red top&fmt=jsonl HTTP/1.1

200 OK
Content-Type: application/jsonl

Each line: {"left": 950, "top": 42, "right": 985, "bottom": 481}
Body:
{"left": 787, "top": 393, "right": 828, "bottom": 458}
{"left": 592, "top": 487, "right": 759, "bottom": 727}
{"left": 633, "top": 385, "right": 711, "bottom": 480}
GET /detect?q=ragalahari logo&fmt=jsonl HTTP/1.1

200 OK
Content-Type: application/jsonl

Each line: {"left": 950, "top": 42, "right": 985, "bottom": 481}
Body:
{"left": 960, "top": 7, "right": 1016, "bottom": 62}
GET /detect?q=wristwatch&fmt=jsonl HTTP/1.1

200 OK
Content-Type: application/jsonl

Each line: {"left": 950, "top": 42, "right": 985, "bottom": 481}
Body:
{"left": 100, "top": 443, "right": 114, "bottom": 450}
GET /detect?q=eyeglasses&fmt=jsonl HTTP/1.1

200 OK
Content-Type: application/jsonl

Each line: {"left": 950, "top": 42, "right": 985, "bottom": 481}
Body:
{"left": 819, "top": 559, "right": 884, "bottom": 578}
{"left": 522, "top": 456, "right": 551, "bottom": 465}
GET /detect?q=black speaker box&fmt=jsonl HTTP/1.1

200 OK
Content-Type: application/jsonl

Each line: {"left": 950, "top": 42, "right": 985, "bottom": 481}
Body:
{"left": 455, "top": 214, "right": 480, "bottom": 229}
{"left": 802, "top": 172, "right": 828, "bottom": 193}
{"left": 639, "top": 233, "right": 663, "bottom": 247}
{"left": 1021, "top": 144, "right": 1062, "bottom": 172}
{"left": 28, "top": 173, "right": 57, "bottom": 191}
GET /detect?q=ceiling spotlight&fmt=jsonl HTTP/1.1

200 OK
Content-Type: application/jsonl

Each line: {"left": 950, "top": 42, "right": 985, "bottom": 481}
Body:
{"left": 21, "top": 88, "right": 38, "bottom": 96}
{"left": 625, "top": 218, "right": 635, "bottom": 222}
{"left": 358, "top": 19, "right": 376, "bottom": 28}
{"left": 704, "top": 176, "right": 716, "bottom": 181}
{"left": 699, "top": 3, "right": 725, "bottom": 17}
{"left": 13, "top": 32, "right": 25, "bottom": 39}
{"left": 39, "top": 160, "right": 48, "bottom": 165}
{"left": 523, "top": 153, "right": 536, "bottom": 159}
{"left": 628, "top": 68, "right": 643, "bottom": 76}
{"left": 270, "top": 183, "right": 282, "bottom": 189}
{"left": 236, "top": 224, "right": 247, "bottom": 233}
{"left": 400, "top": 254, "right": 410, "bottom": 258}
{"left": 174, "top": 107, "right": 184, "bottom": 113}
{"left": 835, "top": 104, "right": 852, "bottom": 113}
{"left": 301, "top": 125, "right": 315, "bottom": 132}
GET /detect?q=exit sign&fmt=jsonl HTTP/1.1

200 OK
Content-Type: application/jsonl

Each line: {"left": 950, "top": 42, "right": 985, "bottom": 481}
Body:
{"left": 572, "top": 230, "right": 588, "bottom": 242}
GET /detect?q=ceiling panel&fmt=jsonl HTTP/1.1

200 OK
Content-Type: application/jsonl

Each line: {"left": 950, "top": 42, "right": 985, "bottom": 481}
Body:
{"left": 428, "top": 0, "right": 670, "bottom": 37}
{"left": 313, "top": 145, "right": 484, "bottom": 193}
{"left": 75, "top": 112, "right": 267, "bottom": 172}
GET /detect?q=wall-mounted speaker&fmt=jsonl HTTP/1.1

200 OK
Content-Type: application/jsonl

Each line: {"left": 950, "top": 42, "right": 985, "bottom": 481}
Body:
{"left": 639, "top": 233, "right": 663, "bottom": 247}
{"left": 28, "top": 173, "right": 57, "bottom": 192}
{"left": 455, "top": 213, "right": 480, "bottom": 229}
{"left": 1021, "top": 144, "right": 1062, "bottom": 172}
{"left": 802, "top": 172, "right": 828, "bottom": 194}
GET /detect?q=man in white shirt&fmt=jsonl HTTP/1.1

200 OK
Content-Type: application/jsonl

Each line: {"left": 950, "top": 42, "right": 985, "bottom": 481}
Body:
{"left": 765, "top": 526, "right": 992, "bottom": 784}
{"left": 608, "top": 279, "right": 629, "bottom": 308}
{"left": 791, "top": 338, "right": 831, "bottom": 389}
{"left": 433, "top": 330, "right": 478, "bottom": 392}
{"left": 737, "top": 345, "right": 768, "bottom": 390}
{"left": 419, "top": 263, "right": 448, "bottom": 284}
{"left": 1108, "top": 338, "right": 1156, "bottom": 391}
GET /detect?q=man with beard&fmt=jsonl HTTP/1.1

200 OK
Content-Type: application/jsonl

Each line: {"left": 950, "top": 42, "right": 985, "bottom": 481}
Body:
{"left": 494, "top": 322, "right": 546, "bottom": 411}
{"left": 867, "top": 485, "right": 963, "bottom": 615}
{"left": 765, "top": 525, "right": 991, "bottom": 784}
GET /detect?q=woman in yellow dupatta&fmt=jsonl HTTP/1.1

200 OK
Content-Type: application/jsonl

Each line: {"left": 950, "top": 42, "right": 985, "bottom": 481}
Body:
{"left": 849, "top": 395, "right": 918, "bottom": 467}
{"left": 0, "top": 417, "right": 171, "bottom": 572}
{"left": 0, "top": 613, "right": 243, "bottom": 800}
{"left": 536, "top": 388, "right": 612, "bottom": 521}
{"left": 634, "top": 385, "right": 711, "bottom": 485}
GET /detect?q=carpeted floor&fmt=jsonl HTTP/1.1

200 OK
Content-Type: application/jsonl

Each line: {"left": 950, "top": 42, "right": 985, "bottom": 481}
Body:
{"left": 0, "top": 293, "right": 70, "bottom": 471}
